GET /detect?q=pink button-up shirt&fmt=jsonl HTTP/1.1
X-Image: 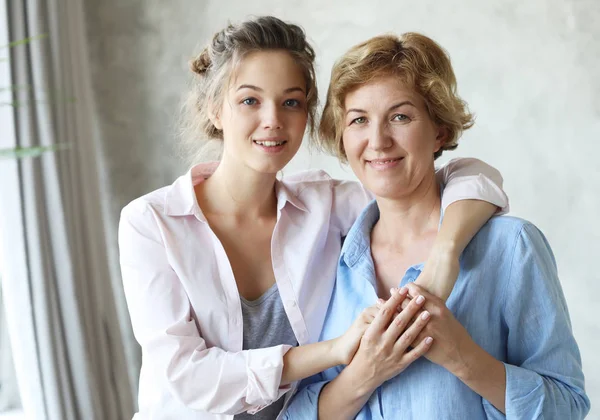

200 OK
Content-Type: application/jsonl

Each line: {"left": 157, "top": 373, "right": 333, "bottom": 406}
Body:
{"left": 119, "top": 158, "right": 509, "bottom": 420}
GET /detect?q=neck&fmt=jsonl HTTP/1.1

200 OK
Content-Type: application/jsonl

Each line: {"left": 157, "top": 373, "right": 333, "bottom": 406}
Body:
{"left": 373, "top": 170, "right": 441, "bottom": 247}
{"left": 196, "top": 155, "right": 278, "bottom": 219}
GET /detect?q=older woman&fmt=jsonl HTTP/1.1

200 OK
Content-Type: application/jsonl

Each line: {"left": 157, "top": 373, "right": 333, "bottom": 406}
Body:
{"left": 284, "top": 33, "right": 590, "bottom": 419}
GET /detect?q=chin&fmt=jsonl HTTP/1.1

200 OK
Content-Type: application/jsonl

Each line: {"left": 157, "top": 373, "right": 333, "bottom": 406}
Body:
{"left": 248, "top": 156, "right": 292, "bottom": 175}
{"left": 366, "top": 180, "right": 409, "bottom": 200}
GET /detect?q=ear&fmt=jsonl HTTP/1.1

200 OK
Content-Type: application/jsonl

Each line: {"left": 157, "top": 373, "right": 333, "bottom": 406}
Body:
{"left": 433, "top": 125, "right": 449, "bottom": 153}
{"left": 209, "top": 109, "right": 223, "bottom": 130}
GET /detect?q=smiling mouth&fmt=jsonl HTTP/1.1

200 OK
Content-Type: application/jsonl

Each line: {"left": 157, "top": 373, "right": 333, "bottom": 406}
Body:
{"left": 366, "top": 157, "right": 403, "bottom": 165}
{"left": 253, "top": 140, "right": 287, "bottom": 147}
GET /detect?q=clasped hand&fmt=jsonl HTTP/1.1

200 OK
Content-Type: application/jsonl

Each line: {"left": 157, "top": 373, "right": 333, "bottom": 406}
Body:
{"left": 336, "top": 282, "right": 476, "bottom": 391}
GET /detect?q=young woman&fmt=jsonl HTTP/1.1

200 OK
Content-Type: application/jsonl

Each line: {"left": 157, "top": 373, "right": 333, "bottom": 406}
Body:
{"left": 285, "top": 33, "right": 589, "bottom": 420}
{"left": 118, "top": 17, "right": 508, "bottom": 419}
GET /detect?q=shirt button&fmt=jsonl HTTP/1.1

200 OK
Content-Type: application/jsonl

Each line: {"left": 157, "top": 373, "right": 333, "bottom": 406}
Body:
{"left": 287, "top": 300, "right": 297, "bottom": 308}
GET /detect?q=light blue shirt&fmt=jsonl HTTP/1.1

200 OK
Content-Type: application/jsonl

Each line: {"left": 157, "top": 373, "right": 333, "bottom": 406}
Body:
{"left": 284, "top": 200, "right": 590, "bottom": 419}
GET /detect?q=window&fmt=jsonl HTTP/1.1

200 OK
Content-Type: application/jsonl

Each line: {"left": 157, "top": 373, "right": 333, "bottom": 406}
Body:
{"left": 0, "top": 3, "right": 24, "bottom": 419}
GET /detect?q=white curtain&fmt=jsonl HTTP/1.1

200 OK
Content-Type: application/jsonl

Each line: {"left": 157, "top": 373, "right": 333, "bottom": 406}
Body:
{"left": 0, "top": 0, "right": 134, "bottom": 418}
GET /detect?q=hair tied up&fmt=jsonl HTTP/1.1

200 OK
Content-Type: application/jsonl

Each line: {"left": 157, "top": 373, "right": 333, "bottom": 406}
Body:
{"left": 190, "top": 49, "right": 211, "bottom": 75}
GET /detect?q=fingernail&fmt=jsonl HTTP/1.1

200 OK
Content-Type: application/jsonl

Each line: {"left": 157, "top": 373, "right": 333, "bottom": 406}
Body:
{"left": 425, "top": 337, "right": 433, "bottom": 344}
{"left": 389, "top": 287, "right": 397, "bottom": 295}
{"left": 421, "top": 311, "right": 430, "bottom": 320}
{"left": 416, "top": 295, "right": 425, "bottom": 304}
{"left": 377, "top": 298, "right": 385, "bottom": 306}
{"left": 399, "top": 286, "right": 407, "bottom": 295}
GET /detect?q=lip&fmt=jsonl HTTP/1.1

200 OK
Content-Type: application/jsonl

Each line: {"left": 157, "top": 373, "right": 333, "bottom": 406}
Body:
{"left": 253, "top": 137, "right": 287, "bottom": 143}
{"left": 252, "top": 137, "right": 288, "bottom": 154}
{"left": 365, "top": 157, "right": 404, "bottom": 170}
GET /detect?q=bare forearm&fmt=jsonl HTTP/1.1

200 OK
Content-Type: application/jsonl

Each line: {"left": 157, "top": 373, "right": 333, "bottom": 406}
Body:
{"left": 281, "top": 339, "right": 340, "bottom": 385}
{"left": 423, "top": 200, "right": 497, "bottom": 301}
{"left": 436, "top": 199, "right": 497, "bottom": 254}
{"left": 318, "top": 364, "right": 375, "bottom": 420}
{"left": 453, "top": 345, "right": 506, "bottom": 413}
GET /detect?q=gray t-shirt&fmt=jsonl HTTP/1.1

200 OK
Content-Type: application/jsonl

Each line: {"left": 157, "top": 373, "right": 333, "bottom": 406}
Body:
{"left": 234, "top": 283, "right": 297, "bottom": 420}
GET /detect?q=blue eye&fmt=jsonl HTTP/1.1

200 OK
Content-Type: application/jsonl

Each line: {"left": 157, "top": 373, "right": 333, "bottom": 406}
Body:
{"left": 241, "top": 97, "right": 258, "bottom": 106}
{"left": 351, "top": 117, "right": 367, "bottom": 125}
{"left": 392, "top": 114, "right": 409, "bottom": 121}
{"left": 284, "top": 99, "right": 301, "bottom": 107}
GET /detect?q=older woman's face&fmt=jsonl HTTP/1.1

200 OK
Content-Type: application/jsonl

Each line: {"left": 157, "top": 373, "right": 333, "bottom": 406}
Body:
{"left": 342, "top": 76, "right": 445, "bottom": 199}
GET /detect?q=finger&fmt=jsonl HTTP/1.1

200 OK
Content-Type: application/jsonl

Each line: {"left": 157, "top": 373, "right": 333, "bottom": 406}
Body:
{"left": 399, "top": 336, "right": 434, "bottom": 367}
{"left": 398, "top": 296, "right": 413, "bottom": 311}
{"left": 411, "top": 329, "right": 430, "bottom": 349}
{"left": 361, "top": 305, "right": 380, "bottom": 322}
{"left": 383, "top": 294, "right": 426, "bottom": 343}
{"left": 365, "top": 287, "right": 409, "bottom": 336}
{"left": 406, "top": 282, "right": 439, "bottom": 303}
{"left": 393, "top": 307, "right": 431, "bottom": 352}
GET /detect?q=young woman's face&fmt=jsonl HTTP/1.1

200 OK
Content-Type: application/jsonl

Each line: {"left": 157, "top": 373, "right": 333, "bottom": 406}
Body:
{"left": 342, "top": 76, "right": 446, "bottom": 200}
{"left": 214, "top": 50, "right": 308, "bottom": 175}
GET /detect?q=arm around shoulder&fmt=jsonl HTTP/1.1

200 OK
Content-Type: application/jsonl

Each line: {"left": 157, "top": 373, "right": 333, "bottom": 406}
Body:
{"left": 436, "top": 157, "right": 509, "bottom": 214}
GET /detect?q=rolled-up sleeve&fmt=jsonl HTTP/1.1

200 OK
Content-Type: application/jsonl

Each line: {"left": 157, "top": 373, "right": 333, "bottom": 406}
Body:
{"left": 119, "top": 201, "right": 292, "bottom": 415}
{"left": 436, "top": 157, "right": 510, "bottom": 214}
{"left": 483, "top": 223, "right": 590, "bottom": 419}
{"left": 283, "top": 376, "right": 329, "bottom": 420}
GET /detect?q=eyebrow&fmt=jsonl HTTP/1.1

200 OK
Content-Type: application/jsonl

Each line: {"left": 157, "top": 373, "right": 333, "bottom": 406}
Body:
{"left": 346, "top": 100, "right": 416, "bottom": 115}
{"left": 236, "top": 84, "right": 305, "bottom": 94}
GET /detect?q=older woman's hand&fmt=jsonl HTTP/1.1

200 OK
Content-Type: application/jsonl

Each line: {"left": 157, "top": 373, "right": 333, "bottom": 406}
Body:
{"left": 346, "top": 287, "right": 434, "bottom": 391}
{"left": 404, "top": 282, "right": 477, "bottom": 376}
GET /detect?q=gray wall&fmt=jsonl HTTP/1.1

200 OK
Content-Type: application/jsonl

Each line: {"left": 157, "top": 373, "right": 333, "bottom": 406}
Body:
{"left": 83, "top": 0, "right": 600, "bottom": 416}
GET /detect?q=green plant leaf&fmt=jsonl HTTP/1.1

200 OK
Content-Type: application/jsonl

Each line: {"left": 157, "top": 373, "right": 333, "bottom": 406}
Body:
{"left": 0, "top": 84, "right": 31, "bottom": 92}
{"left": 0, "top": 144, "right": 69, "bottom": 160}
{"left": 1, "top": 34, "right": 49, "bottom": 49}
{"left": 0, "top": 97, "right": 76, "bottom": 107}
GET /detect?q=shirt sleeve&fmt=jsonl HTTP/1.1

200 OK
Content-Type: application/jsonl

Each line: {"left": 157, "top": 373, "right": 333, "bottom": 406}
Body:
{"left": 482, "top": 223, "right": 590, "bottom": 419}
{"left": 119, "top": 201, "right": 292, "bottom": 415}
{"left": 436, "top": 157, "right": 510, "bottom": 214}
{"left": 282, "top": 375, "right": 330, "bottom": 420}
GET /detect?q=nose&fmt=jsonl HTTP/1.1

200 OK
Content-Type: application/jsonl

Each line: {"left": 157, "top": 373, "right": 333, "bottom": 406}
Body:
{"left": 368, "top": 121, "right": 393, "bottom": 151}
{"left": 262, "top": 103, "right": 282, "bottom": 130}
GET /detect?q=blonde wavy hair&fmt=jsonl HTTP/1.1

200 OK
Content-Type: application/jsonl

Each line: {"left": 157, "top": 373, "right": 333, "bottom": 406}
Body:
{"left": 319, "top": 32, "right": 474, "bottom": 161}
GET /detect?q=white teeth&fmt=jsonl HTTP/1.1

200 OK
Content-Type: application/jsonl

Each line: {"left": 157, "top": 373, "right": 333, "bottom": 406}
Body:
{"left": 255, "top": 140, "right": 285, "bottom": 147}
{"left": 372, "top": 159, "right": 397, "bottom": 164}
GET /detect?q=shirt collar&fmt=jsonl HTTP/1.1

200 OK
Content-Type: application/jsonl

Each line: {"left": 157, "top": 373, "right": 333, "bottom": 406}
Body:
{"left": 274, "top": 178, "right": 309, "bottom": 213}
{"left": 164, "top": 161, "right": 309, "bottom": 218}
{"left": 340, "top": 200, "right": 380, "bottom": 268}
{"left": 340, "top": 184, "right": 446, "bottom": 269}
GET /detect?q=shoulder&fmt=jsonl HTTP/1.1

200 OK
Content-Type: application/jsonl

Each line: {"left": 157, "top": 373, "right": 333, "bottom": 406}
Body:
{"left": 120, "top": 186, "right": 170, "bottom": 221}
{"left": 468, "top": 216, "right": 555, "bottom": 267}
{"left": 476, "top": 216, "right": 541, "bottom": 243}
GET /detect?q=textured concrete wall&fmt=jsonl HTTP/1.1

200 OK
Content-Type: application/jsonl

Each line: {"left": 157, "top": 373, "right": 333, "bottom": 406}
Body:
{"left": 83, "top": 0, "right": 600, "bottom": 416}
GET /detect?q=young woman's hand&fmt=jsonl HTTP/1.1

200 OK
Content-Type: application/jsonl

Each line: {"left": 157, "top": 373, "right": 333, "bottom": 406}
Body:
{"left": 395, "top": 250, "right": 460, "bottom": 314}
{"left": 345, "top": 287, "right": 434, "bottom": 391}
{"left": 415, "top": 250, "right": 460, "bottom": 302}
{"left": 333, "top": 304, "right": 380, "bottom": 365}
{"left": 404, "top": 282, "right": 477, "bottom": 376}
